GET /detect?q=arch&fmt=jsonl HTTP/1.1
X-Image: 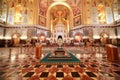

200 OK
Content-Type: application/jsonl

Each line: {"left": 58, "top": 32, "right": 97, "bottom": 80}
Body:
{"left": 46, "top": 1, "right": 73, "bottom": 32}
{"left": 58, "top": 35, "right": 63, "bottom": 39}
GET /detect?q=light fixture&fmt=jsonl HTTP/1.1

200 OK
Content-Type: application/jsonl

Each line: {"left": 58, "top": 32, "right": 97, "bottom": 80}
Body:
{"left": 4, "top": 36, "right": 11, "bottom": 39}
{"left": 93, "top": 35, "right": 100, "bottom": 39}
{"left": 20, "top": 36, "right": 27, "bottom": 39}
{"left": 0, "top": 36, "right": 3, "bottom": 39}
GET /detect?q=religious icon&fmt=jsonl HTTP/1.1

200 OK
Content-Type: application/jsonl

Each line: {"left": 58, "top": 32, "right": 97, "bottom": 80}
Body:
{"left": 74, "top": 16, "right": 81, "bottom": 26}
{"left": 39, "top": 16, "right": 46, "bottom": 26}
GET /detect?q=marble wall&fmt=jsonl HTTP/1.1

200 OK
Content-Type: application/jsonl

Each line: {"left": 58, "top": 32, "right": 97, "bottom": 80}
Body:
{"left": 0, "top": 27, "right": 4, "bottom": 39}
{"left": 71, "top": 25, "right": 117, "bottom": 42}
{"left": 116, "top": 27, "right": 120, "bottom": 38}
{"left": 3, "top": 26, "right": 49, "bottom": 40}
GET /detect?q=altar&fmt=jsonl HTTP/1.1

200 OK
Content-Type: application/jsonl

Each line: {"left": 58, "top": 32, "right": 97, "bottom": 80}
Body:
{"left": 40, "top": 48, "right": 80, "bottom": 64}
{"left": 48, "top": 48, "right": 71, "bottom": 60}
{"left": 54, "top": 48, "right": 65, "bottom": 55}
{"left": 40, "top": 36, "right": 80, "bottom": 64}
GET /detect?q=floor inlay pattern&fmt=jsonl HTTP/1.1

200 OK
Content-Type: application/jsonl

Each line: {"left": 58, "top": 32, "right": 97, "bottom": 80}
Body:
{"left": 0, "top": 47, "right": 120, "bottom": 80}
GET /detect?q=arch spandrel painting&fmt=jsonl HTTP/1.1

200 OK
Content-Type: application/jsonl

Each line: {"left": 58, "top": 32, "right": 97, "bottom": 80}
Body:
{"left": 74, "top": 16, "right": 81, "bottom": 26}
{"left": 39, "top": 0, "right": 48, "bottom": 17}
{"left": 73, "top": 7, "right": 81, "bottom": 16}
{"left": 39, "top": 8, "right": 46, "bottom": 17}
{"left": 39, "top": 17, "right": 46, "bottom": 26}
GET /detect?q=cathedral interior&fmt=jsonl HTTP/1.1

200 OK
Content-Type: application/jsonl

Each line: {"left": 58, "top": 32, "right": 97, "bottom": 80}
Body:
{"left": 0, "top": 0, "right": 120, "bottom": 80}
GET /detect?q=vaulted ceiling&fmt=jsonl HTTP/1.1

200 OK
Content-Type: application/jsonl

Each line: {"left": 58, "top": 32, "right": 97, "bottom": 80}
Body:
{"left": 51, "top": 5, "right": 69, "bottom": 18}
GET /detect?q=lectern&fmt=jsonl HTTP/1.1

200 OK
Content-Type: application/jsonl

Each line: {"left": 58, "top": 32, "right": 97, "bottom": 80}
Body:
{"left": 106, "top": 44, "right": 119, "bottom": 61}
{"left": 35, "top": 43, "right": 42, "bottom": 59}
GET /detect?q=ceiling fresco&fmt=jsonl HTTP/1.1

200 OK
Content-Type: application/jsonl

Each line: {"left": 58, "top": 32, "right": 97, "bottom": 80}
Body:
{"left": 39, "top": 0, "right": 82, "bottom": 17}
{"left": 51, "top": 5, "right": 69, "bottom": 18}
{"left": 0, "top": 0, "right": 120, "bottom": 25}
{"left": 38, "top": 0, "right": 113, "bottom": 17}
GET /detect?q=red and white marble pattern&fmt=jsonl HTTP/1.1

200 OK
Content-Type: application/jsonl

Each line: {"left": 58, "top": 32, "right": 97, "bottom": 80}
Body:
{"left": 0, "top": 46, "right": 120, "bottom": 80}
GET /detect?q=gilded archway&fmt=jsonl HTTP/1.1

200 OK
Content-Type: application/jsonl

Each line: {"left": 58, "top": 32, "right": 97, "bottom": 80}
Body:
{"left": 46, "top": 1, "right": 73, "bottom": 33}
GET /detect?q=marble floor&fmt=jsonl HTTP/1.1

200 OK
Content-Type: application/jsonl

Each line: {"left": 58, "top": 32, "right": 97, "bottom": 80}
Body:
{"left": 0, "top": 46, "right": 120, "bottom": 80}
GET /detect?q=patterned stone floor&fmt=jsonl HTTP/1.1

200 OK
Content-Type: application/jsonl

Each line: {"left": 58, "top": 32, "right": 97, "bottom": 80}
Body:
{"left": 0, "top": 46, "right": 120, "bottom": 80}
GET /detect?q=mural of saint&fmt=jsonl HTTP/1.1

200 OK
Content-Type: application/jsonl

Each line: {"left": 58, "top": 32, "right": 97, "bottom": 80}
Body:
{"left": 74, "top": 16, "right": 81, "bottom": 26}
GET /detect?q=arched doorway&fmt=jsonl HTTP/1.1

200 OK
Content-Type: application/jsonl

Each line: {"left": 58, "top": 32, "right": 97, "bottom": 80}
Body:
{"left": 46, "top": 2, "right": 73, "bottom": 42}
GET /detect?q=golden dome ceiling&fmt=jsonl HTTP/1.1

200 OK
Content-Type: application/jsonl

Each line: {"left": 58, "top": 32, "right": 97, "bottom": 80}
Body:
{"left": 51, "top": 5, "right": 69, "bottom": 18}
